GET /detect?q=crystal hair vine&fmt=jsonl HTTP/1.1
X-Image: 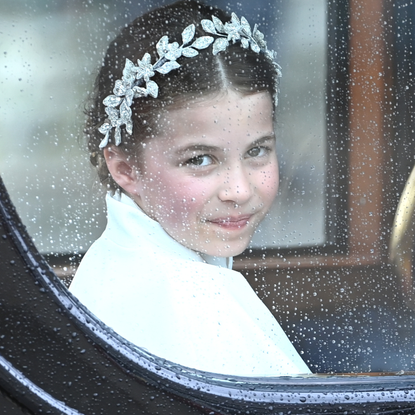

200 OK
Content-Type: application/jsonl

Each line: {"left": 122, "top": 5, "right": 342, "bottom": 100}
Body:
{"left": 98, "top": 13, "right": 281, "bottom": 149}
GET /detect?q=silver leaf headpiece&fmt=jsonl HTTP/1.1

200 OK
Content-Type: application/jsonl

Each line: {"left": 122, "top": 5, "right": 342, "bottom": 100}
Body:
{"left": 98, "top": 13, "right": 281, "bottom": 149}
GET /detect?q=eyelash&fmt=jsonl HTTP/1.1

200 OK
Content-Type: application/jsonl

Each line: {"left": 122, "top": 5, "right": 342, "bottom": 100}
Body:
{"left": 182, "top": 154, "right": 214, "bottom": 168}
{"left": 180, "top": 145, "right": 273, "bottom": 168}
{"left": 246, "top": 145, "right": 272, "bottom": 158}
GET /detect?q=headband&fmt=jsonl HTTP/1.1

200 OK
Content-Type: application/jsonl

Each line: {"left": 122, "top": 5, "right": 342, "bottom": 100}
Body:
{"left": 98, "top": 13, "right": 281, "bottom": 149}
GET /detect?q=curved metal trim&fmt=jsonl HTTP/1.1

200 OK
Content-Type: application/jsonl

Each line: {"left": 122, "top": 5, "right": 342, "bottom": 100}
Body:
{"left": 0, "top": 356, "right": 81, "bottom": 415}
{"left": 390, "top": 165, "right": 415, "bottom": 309}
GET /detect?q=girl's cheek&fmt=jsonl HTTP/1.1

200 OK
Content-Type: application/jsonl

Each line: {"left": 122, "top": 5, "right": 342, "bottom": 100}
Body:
{"left": 263, "top": 164, "right": 279, "bottom": 193}
{"left": 170, "top": 182, "right": 208, "bottom": 217}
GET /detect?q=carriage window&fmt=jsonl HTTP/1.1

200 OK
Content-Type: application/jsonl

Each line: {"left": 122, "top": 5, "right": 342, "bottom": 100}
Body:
{"left": 0, "top": 0, "right": 327, "bottom": 255}
{"left": 3, "top": 0, "right": 415, "bottom": 379}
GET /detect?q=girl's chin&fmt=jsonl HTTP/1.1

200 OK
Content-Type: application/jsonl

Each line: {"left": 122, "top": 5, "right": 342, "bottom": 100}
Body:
{"left": 171, "top": 229, "right": 253, "bottom": 257}
{"left": 196, "top": 242, "right": 250, "bottom": 258}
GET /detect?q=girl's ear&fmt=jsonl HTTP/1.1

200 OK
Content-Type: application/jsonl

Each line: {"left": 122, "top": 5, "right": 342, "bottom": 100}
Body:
{"left": 103, "top": 146, "right": 140, "bottom": 195}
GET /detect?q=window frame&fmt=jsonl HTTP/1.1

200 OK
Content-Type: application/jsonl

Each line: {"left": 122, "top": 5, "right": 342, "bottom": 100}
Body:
{"left": 236, "top": 0, "right": 392, "bottom": 273}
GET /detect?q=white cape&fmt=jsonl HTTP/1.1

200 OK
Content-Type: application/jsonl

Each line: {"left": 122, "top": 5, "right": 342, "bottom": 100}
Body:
{"left": 70, "top": 193, "right": 310, "bottom": 376}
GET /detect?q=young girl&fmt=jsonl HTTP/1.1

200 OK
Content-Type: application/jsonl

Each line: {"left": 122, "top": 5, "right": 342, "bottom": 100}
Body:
{"left": 70, "top": 0, "right": 310, "bottom": 376}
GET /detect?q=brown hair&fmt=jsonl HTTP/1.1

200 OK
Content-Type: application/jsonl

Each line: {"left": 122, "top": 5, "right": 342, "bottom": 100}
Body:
{"left": 86, "top": 0, "right": 279, "bottom": 193}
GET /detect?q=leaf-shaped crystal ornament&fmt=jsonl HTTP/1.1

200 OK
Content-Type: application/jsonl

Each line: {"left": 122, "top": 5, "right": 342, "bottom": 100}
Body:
{"left": 126, "top": 120, "right": 133, "bottom": 135}
{"left": 252, "top": 25, "right": 266, "bottom": 48}
{"left": 103, "top": 95, "right": 123, "bottom": 107}
{"left": 136, "top": 53, "right": 155, "bottom": 81}
{"left": 114, "top": 126, "right": 122, "bottom": 146}
{"left": 126, "top": 89, "right": 135, "bottom": 106}
{"left": 120, "top": 100, "right": 132, "bottom": 124}
{"left": 182, "top": 24, "right": 196, "bottom": 45}
{"left": 146, "top": 80, "right": 159, "bottom": 98}
{"left": 98, "top": 121, "right": 111, "bottom": 135}
{"left": 191, "top": 36, "right": 214, "bottom": 50}
{"left": 98, "top": 12, "right": 280, "bottom": 148}
{"left": 212, "top": 38, "right": 229, "bottom": 55}
{"left": 224, "top": 13, "right": 242, "bottom": 42}
{"left": 156, "top": 36, "right": 169, "bottom": 59}
{"left": 182, "top": 47, "right": 199, "bottom": 58}
{"left": 123, "top": 59, "right": 137, "bottom": 81}
{"left": 156, "top": 60, "right": 181, "bottom": 74}
{"left": 105, "top": 107, "right": 120, "bottom": 121}
{"left": 240, "top": 17, "right": 252, "bottom": 36}
{"left": 132, "top": 86, "right": 148, "bottom": 98}
{"left": 250, "top": 41, "right": 261, "bottom": 54}
{"left": 164, "top": 42, "right": 182, "bottom": 61}
{"left": 113, "top": 79, "right": 126, "bottom": 96}
{"left": 212, "top": 15, "right": 225, "bottom": 33}
{"left": 98, "top": 122, "right": 112, "bottom": 149}
{"left": 99, "top": 132, "right": 110, "bottom": 149}
{"left": 201, "top": 19, "right": 217, "bottom": 34}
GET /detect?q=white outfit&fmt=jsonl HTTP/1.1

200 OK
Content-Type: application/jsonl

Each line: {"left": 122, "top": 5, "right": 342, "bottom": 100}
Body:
{"left": 70, "top": 193, "right": 310, "bottom": 376}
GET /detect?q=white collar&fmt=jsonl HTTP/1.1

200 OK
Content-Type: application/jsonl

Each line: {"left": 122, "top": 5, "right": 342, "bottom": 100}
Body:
{"left": 105, "top": 192, "right": 233, "bottom": 269}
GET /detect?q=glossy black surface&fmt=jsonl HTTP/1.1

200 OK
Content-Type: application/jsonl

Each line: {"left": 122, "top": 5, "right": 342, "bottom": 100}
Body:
{"left": 2, "top": 178, "right": 415, "bottom": 414}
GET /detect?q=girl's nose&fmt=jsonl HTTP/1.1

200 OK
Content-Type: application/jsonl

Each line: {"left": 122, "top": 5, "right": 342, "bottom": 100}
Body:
{"left": 218, "top": 166, "right": 254, "bottom": 205}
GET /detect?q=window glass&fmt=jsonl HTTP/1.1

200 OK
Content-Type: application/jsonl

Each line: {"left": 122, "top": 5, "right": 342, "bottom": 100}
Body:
{"left": 250, "top": 0, "right": 327, "bottom": 249}
{"left": 0, "top": 0, "right": 327, "bottom": 254}
{"left": 3, "top": 0, "right": 415, "bottom": 380}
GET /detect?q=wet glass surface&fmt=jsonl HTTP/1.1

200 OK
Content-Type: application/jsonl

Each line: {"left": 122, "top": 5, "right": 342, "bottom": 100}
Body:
{"left": 2, "top": 0, "right": 415, "bottom": 381}
{"left": 0, "top": 0, "right": 327, "bottom": 254}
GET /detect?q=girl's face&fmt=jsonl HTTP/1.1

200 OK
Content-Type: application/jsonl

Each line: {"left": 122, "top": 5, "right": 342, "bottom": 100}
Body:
{"left": 131, "top": 91, "right": 279, "bottom": 257}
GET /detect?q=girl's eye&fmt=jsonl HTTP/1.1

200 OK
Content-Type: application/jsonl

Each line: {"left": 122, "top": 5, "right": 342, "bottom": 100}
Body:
{"left": 184, "top": 154, "right": 214, "bottom": 167}
{"left": 247, "top": 146, "right": 269, "bottom": 158}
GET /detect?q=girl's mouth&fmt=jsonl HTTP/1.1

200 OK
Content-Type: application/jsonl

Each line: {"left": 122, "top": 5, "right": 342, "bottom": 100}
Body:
{"left": 208, "top": 215, "right": 252, "bottom": 229}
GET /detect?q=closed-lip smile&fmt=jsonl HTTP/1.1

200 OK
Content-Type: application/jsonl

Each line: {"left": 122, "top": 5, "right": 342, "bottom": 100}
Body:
{"left": 208, "top": 215, "right": 253, "bottom": 229}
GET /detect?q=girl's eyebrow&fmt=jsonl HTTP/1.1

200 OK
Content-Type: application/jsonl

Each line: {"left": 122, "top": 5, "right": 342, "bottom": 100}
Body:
{"left": 175, "top": 144, "right": 222, "bottom": 155}
{"left": 175, "top": 133, "right": 276, "bottom": 155}
{"left": 249, "top": 134, "right": 276, "bottom": 147}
